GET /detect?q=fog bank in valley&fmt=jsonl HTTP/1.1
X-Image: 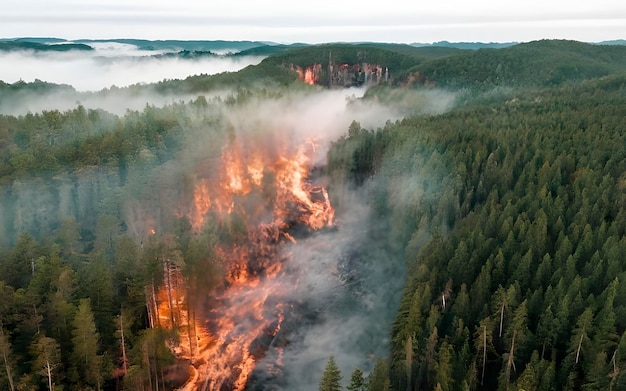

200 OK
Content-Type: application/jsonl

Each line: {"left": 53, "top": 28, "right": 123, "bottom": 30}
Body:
{"left": 0, "top": 42, "right": 264, "bottom": 91}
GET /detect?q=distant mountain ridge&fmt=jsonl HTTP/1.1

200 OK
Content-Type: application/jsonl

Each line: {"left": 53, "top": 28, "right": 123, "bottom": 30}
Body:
{"left": 411, "top": 41, "right": 519, "bottom": 49}
{"left": 0, "top": 40, "right": 93, "bottom": 52}
{"left": 0, "top": 37, "right": 271, "bottom": 53}
{"left": 74, "top": 39, "right": 269, "bottom": 52}
{"left": 1, "top": 37, "right": 624, "bottom": 55}
{"left": 598, "top": 39, "right": 626, "bottom": 46}
{"left": 410, "top": 40, "right": 626, "bottom": 50}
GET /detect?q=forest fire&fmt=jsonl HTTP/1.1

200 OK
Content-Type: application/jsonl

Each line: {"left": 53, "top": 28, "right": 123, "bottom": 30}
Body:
{"left": 292, "top": 64, "right": 322, "bottom": 85}
{"left": 152, "top": 133, "right": 335, "bottom": 390}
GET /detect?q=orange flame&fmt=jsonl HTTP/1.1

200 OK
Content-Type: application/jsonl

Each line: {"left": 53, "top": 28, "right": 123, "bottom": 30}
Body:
{"left": 292, "top": 64, "right": 322, "bottom": 85}
{"left": 303, "top": 68, "right": 316, "bottom": 85}
{"left": 192, "top": 178, "right": 212, "bottom": 231}
{"left": 152, "top": 133, "right": 334, "bottom": 390}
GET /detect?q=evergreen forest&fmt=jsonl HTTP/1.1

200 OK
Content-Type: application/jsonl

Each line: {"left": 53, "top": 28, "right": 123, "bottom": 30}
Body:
{"left": 0, "top": 39, "right": 625, "bottom": 391}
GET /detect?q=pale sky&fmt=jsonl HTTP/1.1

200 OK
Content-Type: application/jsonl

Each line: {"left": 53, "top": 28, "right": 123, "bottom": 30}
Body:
{"left": 2, "top": 0, "right": 625, "bottom": 44}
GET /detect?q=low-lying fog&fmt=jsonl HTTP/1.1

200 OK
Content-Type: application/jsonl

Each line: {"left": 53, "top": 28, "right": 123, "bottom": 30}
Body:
{"left": 0, "top": 42, "right": 264, "bottom": 91}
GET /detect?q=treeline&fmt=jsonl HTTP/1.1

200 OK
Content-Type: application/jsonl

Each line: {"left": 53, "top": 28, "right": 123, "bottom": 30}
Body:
{"left": 319, "top": 356, "right": 392, "bottom": 391}
{"left": 0, "top": 91, "right": 239, "bottom": 184}
{"left": 325, "top": 74, "right": 626, "bottom": 390}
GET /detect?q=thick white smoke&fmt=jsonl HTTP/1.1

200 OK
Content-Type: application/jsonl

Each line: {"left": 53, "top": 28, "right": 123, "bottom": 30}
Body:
{"left": 180, "top": 88, "right": 453, "bottom": 390}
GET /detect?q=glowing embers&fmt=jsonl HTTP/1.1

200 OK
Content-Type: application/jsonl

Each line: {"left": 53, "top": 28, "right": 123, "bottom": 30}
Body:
{"left": 292, "top": 64, "right": 322, "bottom": 85}
{"left": 155, "top": 237, "right": 288, "bottom": 391}
{"left": 203, "top": 263, "right": 288, "bottom": 391}
{"left": 189, "top": 136, "right": 334, "bottom": 234}
{"left": 192, "top": 178, "right": 212, "bottom": 231}
{"left": 166, "top": 134, "right": 335, "bottom": 390}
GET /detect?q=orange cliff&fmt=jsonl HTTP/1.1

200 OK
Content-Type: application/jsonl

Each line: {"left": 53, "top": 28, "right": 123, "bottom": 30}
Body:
{"left": 291, "top": 62, "right": 390, "bottom": 88}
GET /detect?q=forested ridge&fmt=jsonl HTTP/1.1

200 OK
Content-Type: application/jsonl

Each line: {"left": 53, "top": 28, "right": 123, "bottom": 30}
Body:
{"left": 3, "top": 40, "right": 625, "bottom": 101}
{"left": 326, "top": 74, "right": 626, "bottom": 389}
{"left": 410, "top": 40, "right": 626, "bottom": 88}
{"left": 0, "top": 39, "right": 625, "bottom": 390}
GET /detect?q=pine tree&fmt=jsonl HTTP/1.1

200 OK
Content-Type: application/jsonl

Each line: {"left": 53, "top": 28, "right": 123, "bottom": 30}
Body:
{"left": 499, "top": 300, "right": 529, "bottom": 391}
{"left": 30, "top": 336, "right": 62, "bottom": 391}
{"left": 71, "top": 299, "right": 103, "bottom": 390}
{"left": 369, "top": 358, "right": 391, "bottom": 391}
{"left": 320, "top": 356, "right": 342, "bottom": 391}
{"left": 347, "top": 368, "right": 365, "bottom": 391}
{"left": 473, "top": 317, "right": 495, "bottom": 386}
{"left": 434, "top": 340, "right": 454, "bottom": 391}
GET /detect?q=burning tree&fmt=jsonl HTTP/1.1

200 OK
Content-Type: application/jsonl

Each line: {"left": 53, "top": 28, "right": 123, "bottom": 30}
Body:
{"left": 141, "top": 129, "right": 336, "bottom": 390}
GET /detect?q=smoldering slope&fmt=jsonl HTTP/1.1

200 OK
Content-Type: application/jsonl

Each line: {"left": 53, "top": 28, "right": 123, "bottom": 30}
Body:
{"left": 247, "top": 192, "right": 402, "bottom": 391}
{"left": 170, "top": 88, "right": 455, "bottom": 390}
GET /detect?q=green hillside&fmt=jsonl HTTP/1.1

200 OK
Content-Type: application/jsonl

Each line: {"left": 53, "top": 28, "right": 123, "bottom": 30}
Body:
{"left": 0, "top": 41, "right": 94, "bottom": 52}
{"left": 239, "top": 40, "right": 626, "bottom": 89}
{"left": 411, "top": 39, "right": 626, "bottom": 88}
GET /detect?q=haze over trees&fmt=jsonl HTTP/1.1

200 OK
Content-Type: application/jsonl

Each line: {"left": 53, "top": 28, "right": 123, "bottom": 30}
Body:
{"left": 0, "top": 38, "right": 625, "bottom": 390}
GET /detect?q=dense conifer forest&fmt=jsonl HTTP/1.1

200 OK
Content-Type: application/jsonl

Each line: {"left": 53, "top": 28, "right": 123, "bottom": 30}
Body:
{"left": 327, "top": 74, "right": 626, "bottom": 390}
{"left": 0, "top": 39, "right": 625, "bottom": 390}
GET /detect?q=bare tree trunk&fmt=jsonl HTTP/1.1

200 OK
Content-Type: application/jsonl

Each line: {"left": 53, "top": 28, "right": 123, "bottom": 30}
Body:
{"left": 164, "top": 260, "right": 175, "bottom": 328}
{"left": 481, "top": 325, "right": 487, "bottom": 386}
{"left": 145, "top": 284, "right": 154, "bottom": 329}
{"left": 405, "top": 335, "right": 413, "bottom": 391}
{"left": 151, "top": 279, "right": 160, "bottom": 328}
{"left": 0, "top": 325, "right": 15, "bottom": 391}
{"left": 575, "top": 329, "right": 584, "bottom": 364}
{"left": 46, "top": 359, "right": 54, "bottom": 391}
{"left": 120, "top": 313, "right": 128, "bottom": 376}
{"left": 499, "top": 303, "right": 505, "bottom": 337}
{"left": 508, "top": 330, "right": 516, "bottom": 372}
{"left": 610, "top": 349, "right": 618, "bottom": 391}
{"left": 505, "top": 330, "right": 517, "bottom": 391}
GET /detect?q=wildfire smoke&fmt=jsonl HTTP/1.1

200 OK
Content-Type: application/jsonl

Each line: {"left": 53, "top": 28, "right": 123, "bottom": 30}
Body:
{"left": 135, "top": 88, "right": 419, "bottom": 390}
{"left": 151, "top": 120, "right": 335, "bottom": 390}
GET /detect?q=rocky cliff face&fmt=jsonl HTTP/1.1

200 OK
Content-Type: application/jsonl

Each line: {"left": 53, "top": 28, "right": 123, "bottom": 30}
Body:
{"left": 291, "top": 62, "right": 390, "bottom": 88}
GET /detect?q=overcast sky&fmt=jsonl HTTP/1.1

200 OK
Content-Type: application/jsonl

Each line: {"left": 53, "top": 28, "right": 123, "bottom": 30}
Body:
{"left": 1, "top": 0, "right": 625, "bottom": 44}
